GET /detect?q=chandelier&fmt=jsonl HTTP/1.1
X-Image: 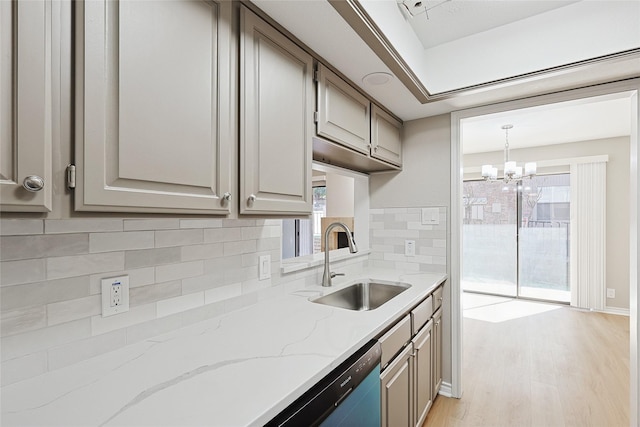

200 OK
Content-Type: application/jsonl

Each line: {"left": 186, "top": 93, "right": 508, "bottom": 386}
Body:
{"left": 481, "top": 124, "right": 536, "bottom": 183}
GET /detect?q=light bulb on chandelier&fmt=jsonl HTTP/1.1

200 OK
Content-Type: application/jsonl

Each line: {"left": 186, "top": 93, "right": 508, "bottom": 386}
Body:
{"left": 481, "top": 124, "right": 536, "bottom": 183}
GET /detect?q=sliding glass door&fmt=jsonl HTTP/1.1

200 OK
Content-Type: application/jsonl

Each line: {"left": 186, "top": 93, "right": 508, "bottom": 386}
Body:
{"left": 463, "top": 174, "right": 570, "bottom": 303}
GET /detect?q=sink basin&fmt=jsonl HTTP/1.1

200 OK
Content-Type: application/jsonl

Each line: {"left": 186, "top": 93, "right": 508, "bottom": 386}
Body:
{"left": 311, "top": 280, "right": 411, "bottom": 311}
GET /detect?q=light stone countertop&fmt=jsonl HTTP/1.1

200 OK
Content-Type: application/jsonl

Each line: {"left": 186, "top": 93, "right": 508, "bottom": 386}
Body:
{"left": 1, "top": 268, "right": 447, "bottom": 427}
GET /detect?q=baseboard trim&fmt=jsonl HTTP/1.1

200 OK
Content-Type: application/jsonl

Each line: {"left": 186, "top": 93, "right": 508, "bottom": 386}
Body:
{"left": 603, "top": 306, "right": 630, "bottom": 316}
{"left": 438, "top": 382, "right": 453, "bottom": 398}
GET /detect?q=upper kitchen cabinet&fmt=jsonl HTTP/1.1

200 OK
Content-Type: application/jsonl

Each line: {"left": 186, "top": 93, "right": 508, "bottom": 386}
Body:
{"left": 313, "top": 64, "right": 402, "bottom": 173}
{"left": 240, "top": 6, "right": 313, "bottom": 215}
{"left": 0, "top": 0, "right": 53, "bottom": 212}
{"left": 74, "top": 0, "right": 234, "bottom": 214}
{"left": 371, "top": 105, "right": 402, "bottom": 167}
{"left": 316, "top": 64, "right": 370, "bottom": 155}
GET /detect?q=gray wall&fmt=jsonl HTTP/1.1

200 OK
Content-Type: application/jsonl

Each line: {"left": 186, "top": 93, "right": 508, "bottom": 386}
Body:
{"left": 370, "top": 113, "right": 454, "bottom": 391}
{"left": 464, "top": 136, "right": 631, "bottom": 310}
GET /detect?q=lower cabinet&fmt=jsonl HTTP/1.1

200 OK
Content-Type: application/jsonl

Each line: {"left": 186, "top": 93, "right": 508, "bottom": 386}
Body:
{"left": 432, "top": 307, "right": 443, "bottom": 397}
{"left": 413, "top": 320, "right": 433, "bottom": 427}
{"left": 379, "top": 287, "right": 443, "bottom": 427}
{"left": 380, "top": 344, "right": 413, "bottom": 427}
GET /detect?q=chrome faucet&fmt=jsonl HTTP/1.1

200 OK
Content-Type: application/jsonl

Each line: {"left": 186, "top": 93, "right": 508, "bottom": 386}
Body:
{"left": 322, "top": 222, "right": 358, "bottom": 287}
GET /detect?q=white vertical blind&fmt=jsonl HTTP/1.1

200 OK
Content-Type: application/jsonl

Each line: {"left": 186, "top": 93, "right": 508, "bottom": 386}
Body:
{"left": 570, "top": 161, "right": 607, "bottom": 309}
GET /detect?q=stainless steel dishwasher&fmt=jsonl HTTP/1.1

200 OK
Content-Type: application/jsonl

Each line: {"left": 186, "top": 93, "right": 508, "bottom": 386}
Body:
{"left": 266, "top": 340, "right": 382, "bottom": 426}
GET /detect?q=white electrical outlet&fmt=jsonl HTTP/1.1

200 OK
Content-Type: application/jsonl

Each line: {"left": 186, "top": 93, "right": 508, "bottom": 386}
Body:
{"left": 405, "top": 240, "right": 416, "bottom": 257}
{"left": 259, "top": 255, "right": 271, "bottom": 280}
{"left": 101, "top": 275, "right": 129, "bottom": 317}
{"left": 421, "top": 208, "right": 440, "bottom": 225}
{"left": 606, "top": 288, "right": 615, "bottom": 299}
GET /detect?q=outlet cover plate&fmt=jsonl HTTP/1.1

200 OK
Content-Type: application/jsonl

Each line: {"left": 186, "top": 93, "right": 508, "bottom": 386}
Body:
{"left": 405, "top": 240, "right": 416, "bottom": 257}
{"left": 606, "top": 288, "right": 615, "bottom": 299}
{"left": 101, "top": 275, "right": 129, "bottom": 317}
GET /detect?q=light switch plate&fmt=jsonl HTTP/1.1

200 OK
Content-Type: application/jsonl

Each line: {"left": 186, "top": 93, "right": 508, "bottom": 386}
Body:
{"left": 259, "top": 255, "right": 271, "bottom": 280}
{"left": 101, "top": 275, "right": 129, "bottom": 317}
{"left": 421, "top": 208, "right": 439, "bottom": 225}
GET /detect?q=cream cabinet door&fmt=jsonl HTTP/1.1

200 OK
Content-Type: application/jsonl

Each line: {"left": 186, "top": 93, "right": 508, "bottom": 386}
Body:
{"left": 0, "top": 0, "right": 53, "bottom": 212}
{"left": 381, "top": 344, "right": 414, "bottom": 427}
{"left": 316, "top": 63, "right": 370, "bottom": 155}
{"left": 413, "top": 320, "right": 433, "bottom": 427}
{"left": 240, "top": 6, "right": 312, "bottom": 215}
{"left": 75, "top": 0, "right": 233, "bottom": 214}
{"left": 371, "top": 105, "right": 402, "bottom": 167}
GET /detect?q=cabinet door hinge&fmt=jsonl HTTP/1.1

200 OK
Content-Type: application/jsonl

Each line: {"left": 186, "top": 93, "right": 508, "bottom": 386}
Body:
{"left": 314, "top": 111, "right": 319, "bottom": 123}
{"left": 313, "top": 69, "right": 319, "bottom": 82}
{"left": 66, "top": 164, "right": 76, "bottom": 189}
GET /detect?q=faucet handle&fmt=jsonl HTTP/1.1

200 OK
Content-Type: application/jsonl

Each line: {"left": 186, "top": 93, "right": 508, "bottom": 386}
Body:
{"left": 330, "top": 272, "right": 345, "bottom": 279}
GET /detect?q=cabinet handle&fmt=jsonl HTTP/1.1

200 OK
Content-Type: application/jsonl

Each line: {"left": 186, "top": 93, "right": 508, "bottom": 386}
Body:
{"left": 23, "top": 175, "right": 44, "bottom": 192}
{"left": 222, "top": 192, "right": 232, "bottom": 202}
{"left": 248, "top": 194, "right": 256, "bottom": 205}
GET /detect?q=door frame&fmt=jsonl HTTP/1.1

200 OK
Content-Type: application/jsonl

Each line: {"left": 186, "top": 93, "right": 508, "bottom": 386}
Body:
{"left": 450, "top": 79, "right": 640, "bottom": 426}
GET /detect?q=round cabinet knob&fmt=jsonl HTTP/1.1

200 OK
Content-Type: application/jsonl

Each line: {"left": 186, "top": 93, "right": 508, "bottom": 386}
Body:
{"left": 23, "top": 175, "right": 44, "bottom": 192}
{"left": 222, "top": 192, "right": 232, "bottom": 202}
{"left": 248, "top": 194, "right": 256, "bottom": 205}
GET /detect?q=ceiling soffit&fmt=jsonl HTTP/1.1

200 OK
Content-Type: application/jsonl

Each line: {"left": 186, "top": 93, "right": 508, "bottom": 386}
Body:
{"left": 329, "top": 0, "right": 640, "bottom": 105}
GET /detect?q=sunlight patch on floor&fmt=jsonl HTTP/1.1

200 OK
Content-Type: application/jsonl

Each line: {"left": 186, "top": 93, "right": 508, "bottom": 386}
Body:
{"left": 463, "top": 292, "right": 562, "bottom": 323}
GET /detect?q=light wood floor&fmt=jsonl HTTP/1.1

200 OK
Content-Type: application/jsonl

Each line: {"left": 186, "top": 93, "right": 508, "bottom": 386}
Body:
{"left": 424, "top": 294, "right": 630, "bottom": 427}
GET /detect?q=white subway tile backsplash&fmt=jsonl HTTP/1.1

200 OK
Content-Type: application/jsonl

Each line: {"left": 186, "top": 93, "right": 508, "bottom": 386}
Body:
{"left": 129, "top": 281, "right": 182, "bottom": 306}
{"left": 1, "top": 234, "right": 88, "bottom": 261}
{"left": 125, "top": 247, "right": 181, "bottom": 269}
{"left": 47, "top": 295, "right": 102, "bottom": 326}
{"left": 1, "top": 306, "right": 47, "bottom": 337}
{"left": 123, "top": 219, "right": 180, "bottom": 231}
{"left": 89, "top": 231, "right": 154, "bottom": 253}
{"left": 45, "top": 219, "right": 123, "bottom": 234}
{"left": 1, "top": 276, "right": 90, "bottom": 311}
{"left": 204, "top": 283, "right": 242, "bottom": 304}
{"left": 1, "top": 259, "right": 46, "bottom": 286}
{"left": 0, "top": 219, "right": 43, "bottom": 236}
{"left": 155, "top": 229, "right": 203, "bottom": 248}
{"left": 90, "top": 304, "right": 156, "bottom": 337}
{"left": 203, "top": 227, "right": 242, "bottom": 243}
{"left": 156, "top": 292, "right": 204, "bottom": 318}
{"left": 182, "top": 274, "right": 222, "bottom": 295}
{"left": 155, "top": 261, "right": 203, "bottom": 283}
{"left": 47, "top": 252, "right": 125, "bottom": 280}
{"left": 179, "top": 219, "right": 223, "bottom": 229}
{"left": 181, "top": 243, "right": 224, "bottom": 261}
{"left": 88, "top": 267, "right": 155, "bottom": 295}
{"left": 223, "top": 239, "right": 257, "bottom": 256}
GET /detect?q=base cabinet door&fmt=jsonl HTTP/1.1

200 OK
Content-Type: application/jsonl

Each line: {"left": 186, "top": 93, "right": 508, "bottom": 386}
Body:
{"left": 75, "top": 0, "right": 234, "bottom": 214}
{"left": 240, "top": 6, "right": 313, "bottom": 215}
{"left": 381, "top": 344, "right": 413, "bottom": 427}
{"left": 0, "top": 0, "right": 53, "bottom": 212}
{"left": 413, "top": 320, "right": 433, "bottom": 427}
{"left": 432, "top": 308, "right": 443, "bottom": 397}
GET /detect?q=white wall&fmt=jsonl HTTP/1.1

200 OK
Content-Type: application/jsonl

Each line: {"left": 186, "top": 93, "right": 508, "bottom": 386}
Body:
{"left": 464, "top": 136, "right": 631, "bottom": 310}
{"left": 326, "top": 173, "right": 354, "bottom": 217}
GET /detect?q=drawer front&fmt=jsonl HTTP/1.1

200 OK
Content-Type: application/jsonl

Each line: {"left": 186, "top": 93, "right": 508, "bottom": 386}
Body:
{"left": 433, "top": 285, "right": 443, "bottom": 312}
{"left": 411, "top": 295, "right": 433, "bottom": 335}
{"left": 379, "top": 314, "right": 411, "bottom": 368}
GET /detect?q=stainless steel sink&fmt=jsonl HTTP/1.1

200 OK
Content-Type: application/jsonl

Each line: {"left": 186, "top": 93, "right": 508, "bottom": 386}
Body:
{"left": 311, "top": 280, "right": 411, "bottom": 311}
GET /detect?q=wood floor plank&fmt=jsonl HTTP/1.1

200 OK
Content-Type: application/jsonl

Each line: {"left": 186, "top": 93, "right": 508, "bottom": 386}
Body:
{"left": 423, "top": 296, "right": 629, "bottom": 427}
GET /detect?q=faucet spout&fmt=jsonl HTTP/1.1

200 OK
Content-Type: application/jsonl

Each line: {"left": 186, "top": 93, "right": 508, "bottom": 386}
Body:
{"left": 322, "top": 222, "right": 358, "bottom": 287}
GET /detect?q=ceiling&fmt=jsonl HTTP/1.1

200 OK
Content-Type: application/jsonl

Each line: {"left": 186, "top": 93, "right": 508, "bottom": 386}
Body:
{"left": 250, "top": 0, "right": 639, "bottom": 149}
{"left": 401, "top": 0, "right": 578, "bottom": 49}
{"left": 461, "top": 92, "right": 634, "bottom": 154}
